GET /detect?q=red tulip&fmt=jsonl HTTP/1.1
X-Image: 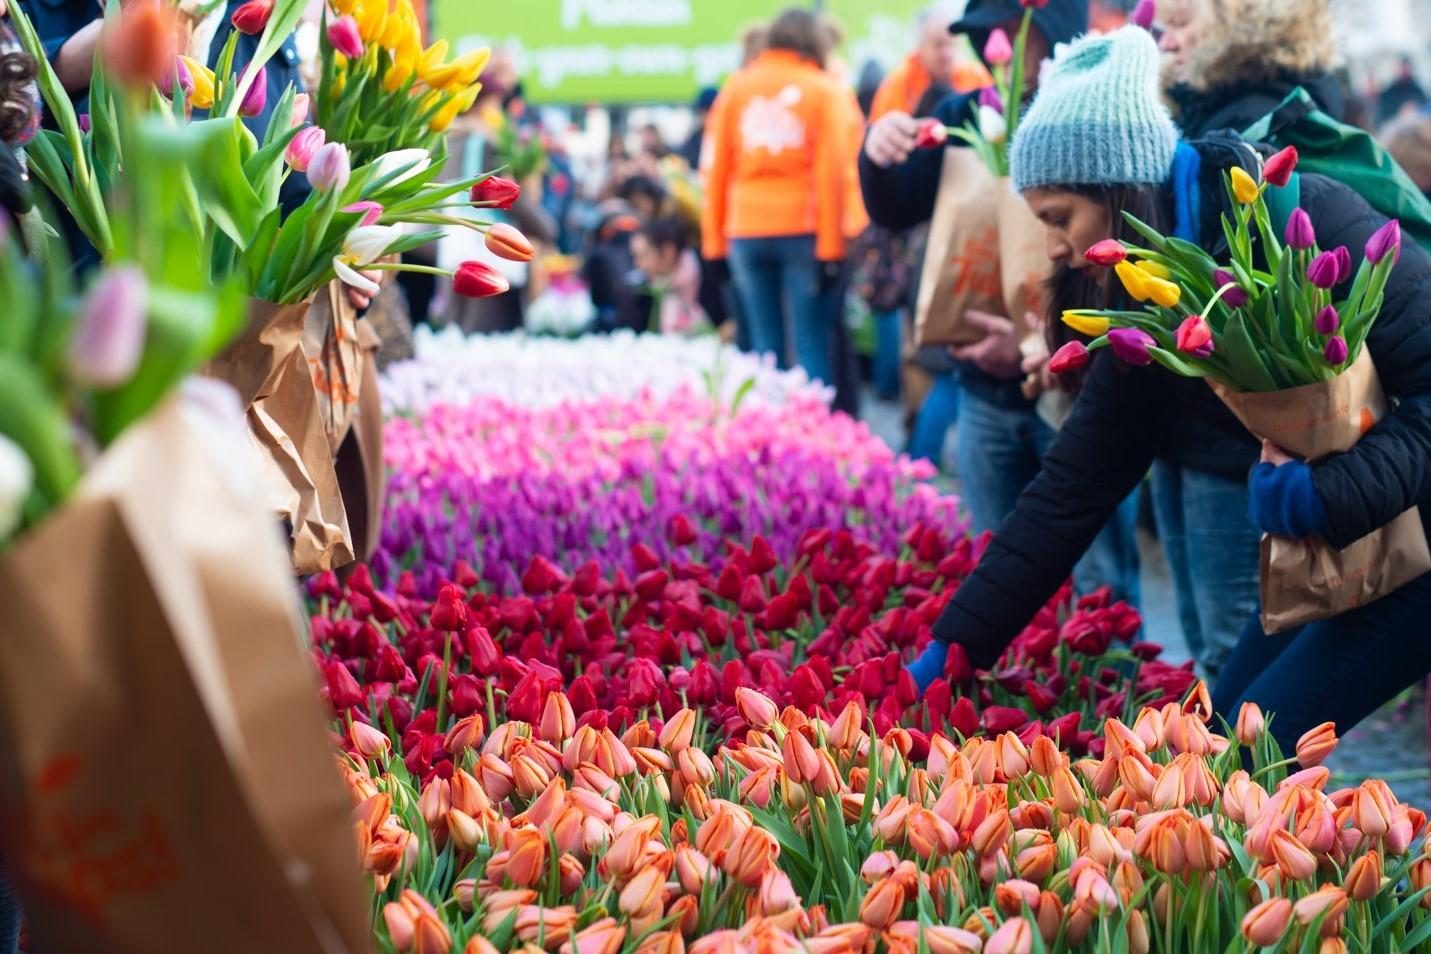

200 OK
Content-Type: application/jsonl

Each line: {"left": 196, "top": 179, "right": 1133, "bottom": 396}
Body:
{"left": 453, "top": 261, "right": 510, "bottom": 298}
{"left": 668, "top": 514, "right": 698, "bottom": 546}
{"left": 914, "top": 118, "right": 947, "bottom": 149}
{"left": 1262, "top": 145, "right": 1298, "bottom": 188}
{"left": 1048, "top": 341, "right": 1089, "bottom": 374}
{"left": 522, "top": 555, "right": 566, "bottom": 594}
{"left": 323, "top": 661, "right": 365, "bottom": 710}
{"left": 230, "top": 0, "right": 274, "bottom": 34}
{"left": 1084, "top": 240, "right": 1127, "bottom": 267}
{"left": 430, "top": 584, "right": 469, "bottom": 631}
{"left": 471, "top": 175, "right": 521, "bottom": 210}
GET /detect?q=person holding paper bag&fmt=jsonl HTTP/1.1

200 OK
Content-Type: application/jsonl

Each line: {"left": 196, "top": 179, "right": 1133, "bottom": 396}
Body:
{"left": 904, "top": 26, "right": 1431, "bottom": 758}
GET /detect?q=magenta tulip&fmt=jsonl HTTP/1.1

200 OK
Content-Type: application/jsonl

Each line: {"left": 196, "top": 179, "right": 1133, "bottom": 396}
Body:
{"left": 1315, "top": 305, "right": 1340, "bottom": 335}
{"left": 1307, "top": 251, "right": 1341, "bottom": 289}
{"left": 1365, "top": 219, "right": 1401, "bottom": 265}
{"left": 1283, "top": 208, "right": 1315, "bottom": 250}
{"left": 240, "top": 65, "right": 267, "bottom": 118}
{"left": 328, "top": 16, "right": 364, "bottom": 59}
{"left": 1048, "top": 341, "right": 1089, "bottom": 374}
{"left": 1212, "top": 269, "right": 1248, "bottom": 307}
{"left": 978, "top": 86, "right": 1004, "bottom": 114}
{"left": 1108, "top": 328, "right": 1155, "bottom": 367}
{"left": 285, "top": 125, "right": 326, "bottom": 172}
{"left": 1324, "top": 336, "right": 1348, "bottom": 366}
{"left": 1131, "top": 0, "right": 1156, "bottom": 29}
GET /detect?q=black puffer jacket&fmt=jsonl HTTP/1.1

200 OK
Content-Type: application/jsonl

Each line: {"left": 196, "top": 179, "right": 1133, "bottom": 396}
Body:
{"left": 1170, "top": 70, "right": 1346, "bottom": 140}
{"left": 933, "top": 155, "right": 1431, "bottom": 669}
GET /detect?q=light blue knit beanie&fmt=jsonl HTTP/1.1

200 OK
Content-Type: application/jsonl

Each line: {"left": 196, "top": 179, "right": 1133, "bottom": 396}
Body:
{"left": 1009, "top": 26, "right": 1179, "bottom": 193}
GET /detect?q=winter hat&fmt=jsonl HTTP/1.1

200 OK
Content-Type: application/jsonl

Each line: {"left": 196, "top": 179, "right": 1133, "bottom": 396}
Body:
{"left": 1009, "top": 26, "right": 1179, "bottom": 193}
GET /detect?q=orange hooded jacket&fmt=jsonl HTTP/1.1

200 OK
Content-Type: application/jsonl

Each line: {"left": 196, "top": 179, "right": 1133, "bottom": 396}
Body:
{"left": 869, "top": 53, "right": 993, "bottom": 121}
{"left": 701, "top": 49, "right": 853, "bottom": 262}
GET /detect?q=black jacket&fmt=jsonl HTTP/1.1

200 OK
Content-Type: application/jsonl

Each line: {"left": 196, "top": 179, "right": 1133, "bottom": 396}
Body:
{"left": 1170, "top": 70, "right": 1346, "bottom": 141}
{"left": 933, "top": 157, "right": 1431, "bottom": 669}
{"left": 857, "top": 0, "right": 1087, "bottom": 409}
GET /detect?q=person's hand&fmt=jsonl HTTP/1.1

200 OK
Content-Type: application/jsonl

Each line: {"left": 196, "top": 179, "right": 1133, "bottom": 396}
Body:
{"left": 906, "top": 640, "right": 949, "bottom": 694}
{"left": 950, "top": 310, "right": 1024, "bottom": 379}
{"left": 717, "top": 320, "right": 737, "bottom": 344}
{"left": 345, "top": 270, "right": 383, "bottom": 311}
{"left": 1261, "top": 440, "right": 1294, "bottom": 466}
{"left": 864, "top": 111, "right": 920, "bottom": 168}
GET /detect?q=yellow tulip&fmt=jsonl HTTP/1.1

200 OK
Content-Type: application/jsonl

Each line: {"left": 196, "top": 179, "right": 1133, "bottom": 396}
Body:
{"left": 1115, "top": 261, "right": 1153, "bottom": 302}
{"left": 330, "top": 0, "right": 358, "bottom": 12}
{"left": 452, "top": 47, "right": 492, "bottom": 87}
{"left": 380, "top": 7, "right": 413, "bottom": 51}
{"left": 1146, "top": 277, "right": 1182, "bottom": 308}
{"left": 423, "top": 63, "right": 463, "bottom": 89}
{"left": 384, "top": 60, "right": 415, "bottom": 93}
{"left": 354, "top": 0, "right": 387, "bottom": 43}
{"left": 1230, "top": 166, "right": 1260, "bottom": 204}
{"left": 419, "top": 39, "right": 451, "bottom": 76}
{"left": 430, "top": 94, "right": 466, "bottom": 132}
{"left": 1134, "top": 259, "right": 1170, "bottom": 280}
{"left": 1061, "top": 311, "right": 1110, "bottom": 337}
{"left": 179, "top": 55, "right": 215, "bottom": 109}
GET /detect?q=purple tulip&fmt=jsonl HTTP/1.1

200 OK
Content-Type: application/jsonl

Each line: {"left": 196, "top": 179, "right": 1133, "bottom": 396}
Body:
{"left": 1283, "top": 208, "right": 1315, "bottom": 250}
{"left": 1307, "top": 250, "right": 1342, "bottom": 289}
{"left": 159, "top": 56, "right": 193, "bottom": 99}
{"left": 68, "top": 265, "right": 148, "bottom": 388}
{"left": 1332, "top": 246, "right": 1352, "bottom": 285}
{"left": 978, "top": 86, "right": 1004, "bottom": 114}
{"left": 1108, "top": 327, "right": 1156, "bottom": 367}
{"left": 1212, "top": 269, "right": 1248, "bottom": 307}
{"left": 1315, "top": 305, "right": 1340, "bottom": 335}
{"left": 1365, "top": 219, "right": 1402, "bottom": 265}
{"left": 78, "top": 113, "right": 91, "bottom": 133}
{"left": 1324, "top": 335, "right": 1349, "bottom": 366}
{"left": 1131, "top": 0, "right": 1157, "bottom": 29}
{"left": 240, "top": 65, "right": 267, "bottom": 119}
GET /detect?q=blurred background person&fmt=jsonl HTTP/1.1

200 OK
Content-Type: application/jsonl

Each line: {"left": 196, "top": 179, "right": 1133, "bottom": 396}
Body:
{"left": 702, "top": 7, "right": 853, "bottom": 386}
{"left": 868, "top": 3, "right": 991, "bottom": 122}
{"left": 1382, "top": 111, "right": 1431, "bottom": 200}
{"left": 631, "top": 215, "right": 710, "bottom": 337}
{"left": 679, "top": 86, "right": 719, "bottom": 169}
{"left": 1378, "top": 55, "right": 1428, "bottom": 124}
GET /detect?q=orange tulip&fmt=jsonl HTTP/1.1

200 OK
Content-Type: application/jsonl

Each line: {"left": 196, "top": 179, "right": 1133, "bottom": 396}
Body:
{"left": 513, "top": 905, "right": 578, "bottom": 946}
{"left": 448, "top": 769, "right": 491, "bottom": 816}
{"left": 1029, "top": 736, "right": 1063, "bottom": 777}
{"left": 724, "top": 826, "right": 779, "bottom": 888}
{"left": 858, "top": 879, "right": 905, "bottom": 929}
{"left": 1052, "top": 765, "right": 1085, "bottom": 814}
{"left": 558, "top": 918, "right": 626, "bottom": 954}
{"left": 1353, "top": 782, "right": 1394, "bottom": 838}
{"left": 419, "top": 778, "right": 452, "bottom": 831}
{"left": 828, "top": 701, "right": 866, "bottom": 752}
{"left": 736, "top": 687, "right": 779, "bottom": 730}
{"left": 1294, "top": 886, "right": 1348, "bottom": 935}
{"left": 1269, "top": 828, "right": 1318, "bottom": 882}
{"left": 539, "top": 691, "right": 575, "bottom": 744}
{"left": 1319, "top": 940, "right": 1348, "bottom": 954}
{"left": 444, "top": 714, "right": 485, "bottom": 755}
{"left": 504, "top": 828, "right": 548, "bottom": 887}
{"left": 1296, "top": 722, "right": 1339, "bottom": 767}
{"left": 874, "top": 795, "right": 914, "bottom": 843}
{"left": 446, "top": 809, "right": 483, "bottom": 853}
{"left": 413, "top": 914, "right": 451, "bottom": 954}
{"left": 668, "top": 894, "right": 700, "bottom": 938}
{"left": 781, "top": 729, "right": 821, "bottom": 784}
{"left": 758, "top": 869, "right": 799, "bottom": 914}
{"left": 621, "top": 719, "right": 658, "bottom": 749}
{"left": 885, "top": 923, "right": 982, "bottom": 954}
{"left": 1412, "top": 857, "right": 1431, "bottom": 909}
{"left": 1184, "top": 818, "right": 1225, "bottom": 872}
{"left": 994, "top": 879, "right": 1040, "bottom": 916}
{"left": 619, "top": 859, "right": 671, "bottom": 920}
{"left": 465, "top": 937, "right": 500, "bottom": 954}
{"left": 658, "top": 709, "right": 698, "bottom": 754}
{"left": 349, "top": 720, "right": 391, "bottom": 758}
{"left": 998, "top": 733, "right": 1031, "bottom": 779}
{"left": 971, "top": 810, "right": 1012, "bottom": 857}
{"left": 677, "top": 747, "right": 717, "bottom": 789}
{"left": 984, "top": 916, "right": 1034, "bottom": 954}
{"left": 478, "top": 754, "right": 515, "bottom": 803}
{"left": 1151, "top": 757, "right": 1189, "bottom": 810}
{"left": 600, "top": 728, "right": 640, "bottom": 777}
{"left": 101, "top": 0, "right": 181, "bottom": 90}
{"left": 1235, "top": 702, "right": 1265, "bottom": 746}
{"left": 1132, "top": 707, "right": 1166, "bottom": 752}
{"left": 1118, "top": 754, "right": 1157, "bottom": 803}
{"left": 632, "top": 931, "right": 685, "bottom": 954}
{"left": 1241, "top": 898, "right": 1292, "bottom": 946}
{"left": 1015, "top": 843, "right": 1057, "bottom": 883}
{"left": 1346, "top": 850, "right": 1382, "bottom": 902}
{"left": 907, "top": 808, "right": 959, "bottom": 860}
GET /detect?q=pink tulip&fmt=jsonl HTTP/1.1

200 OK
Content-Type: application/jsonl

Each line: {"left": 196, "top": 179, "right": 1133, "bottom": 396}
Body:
{"left": 983, "top": 29, "right": 1013, "bottom": 67}
{"left": 68, "top": 266, "right": 148, "bottom": 388}
{"left": 328, "top": 16, "right": 364, "bottom": 59}
{"left": 240, "top": 65, "right": 267, "bottom": 118}
{"left": 285, "top": 125, "right": 326, "bottom": 172}
{"left": 308, "top": 142, "right": 351, "bottom": 192}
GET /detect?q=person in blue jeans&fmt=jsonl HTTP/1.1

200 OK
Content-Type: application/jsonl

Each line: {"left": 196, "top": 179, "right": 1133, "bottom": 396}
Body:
{"left": 908, "top": 369, "right": 960, "bottom": 466}
{"left": 908, "top": 26, "right": 1431, "bottom": 758}
{"left": 728, "top": 236, "right": 836, "bottom": 385}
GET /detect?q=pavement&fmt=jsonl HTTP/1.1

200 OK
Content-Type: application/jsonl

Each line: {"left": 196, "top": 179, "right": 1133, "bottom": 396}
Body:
{"left": 860, "top": 391, "right": 1431, "bottom": 806}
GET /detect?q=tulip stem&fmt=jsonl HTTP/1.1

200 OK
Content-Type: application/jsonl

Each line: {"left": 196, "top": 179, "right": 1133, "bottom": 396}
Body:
{"left": 1250, "top": 756, "right": 1298, "bottom": 782}
{"left": 435, "top": 633, "right": 453, "bottom": 730}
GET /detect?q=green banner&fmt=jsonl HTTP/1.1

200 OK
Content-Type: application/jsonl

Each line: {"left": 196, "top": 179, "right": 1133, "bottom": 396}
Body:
{"left": 432, "top": 1, "right": 930, "bottom": 104}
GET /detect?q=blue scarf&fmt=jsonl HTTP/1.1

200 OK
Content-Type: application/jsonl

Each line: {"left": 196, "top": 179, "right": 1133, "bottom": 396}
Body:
{"left": 1170, "top": 142, "right": 1202, "bottom": 245}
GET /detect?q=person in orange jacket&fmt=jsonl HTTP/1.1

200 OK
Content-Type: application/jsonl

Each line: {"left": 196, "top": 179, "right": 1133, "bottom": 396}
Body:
{"left": 701, "top": 7, "right": 853, "bottom": 386}
{"left": 869, "top": 5, "right": 993, "bottom": 123}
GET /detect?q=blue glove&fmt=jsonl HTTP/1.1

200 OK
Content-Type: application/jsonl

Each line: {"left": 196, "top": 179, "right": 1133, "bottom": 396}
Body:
{"left": 907, "top": 641, "right": 949, "bottom": 694}
{"left": 1249, "top": 460, "right": 1330, "bottom": 539}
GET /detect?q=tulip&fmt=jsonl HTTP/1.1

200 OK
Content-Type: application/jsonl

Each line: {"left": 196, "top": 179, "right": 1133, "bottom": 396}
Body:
{"left": 1307, "top": 250, "right": 1342, "bottom": 289}
{"left": 562, "top": 919, "right": 626, "bottom": 954}
{"left": 914, "top": 118, "right": 947, "bottom": 149}
{"left": 1365, "top": 219, "right": 1401, "bottom": 265}
{"left": 69, "top": 265, "right": 148, "bottom": 388}
{"left": 285, "top": 125, "right": 326, "bottom": 172}
{"left": 1324, "top": 336, "right": 1348, "bottom": 366}
{"left": 1235, "top": 702, "right": 1265, "bottom": 746}
{"left": 349, "top": 720, "right": 390, "bottom": 758}
{"left": 983, "top": 31, "right": 1012, "bottom": 67}
{"left": 102, "top": 0, "right": 180, "bottom": 90}
{"left": 1134, "top": 259, "right": 1171, "bottom": 280}
{"left": 343, "top": 200, "right": 385, "bottom": 227}
{"left": 540, "top": 691, "right": 576, "bottom": 744}
{"left": 978, "top": 105, "right": 1007, "bottom": 145}
{"left": 230, "top": 0, "right": 274, "bottom": 34}
{"left": 1230, "top": 166, "right": 1260, "bottom": 204}
{"left": 1212, "top": 268, "right": 1248, "bottom": 307}
{"left": 1115, "top": 261, "right": 1152, "bottom": 301}
{"left": 724, "top": 826, "right": 779, "bottom": 887}
{"left": 466, "top": 938, "right": 500, "bottom": 954}
{"left": 1242, "top": 898, "right": 1292, "bottom": 946}
{"left": 978, "top": 86, "right": 1004, "bottom": 113}
{"left": 453, "top": 260, "right": 511, "bottom": 299}
{"left": 736, "top": 687, "right": 779, "bottom": 730}
{"left": 985, "top": 917, "right": 1034, "bottom": 954}
{"left": 1061, "top": 311, "right": 1110, "bottom": 337}
{"left": 1269, "top": 828, "right": 1317, "bottom": 881}
{"left": 1263, "top": 145, "right": 1298, "bottom": 187}
{"left": 1130, "top": 0, "right": 1156, "bottom": 29}
{"left": 1315, "top": 305, "right": 1340, "bottom": 335}
{"left": 328, "top": 15, "right": 365, "bottom": 59}
{"left": 179, "top": 56, "right": 215, "bottom": 109}
{"left": 1174, "top": 316, "right": 1212, "bottom": 356}
{"left": 472, "top": 175, "right": 522, "bottom": 209}
{"left": 334, "top": 225, "right": 400, "bottom": 295}
{"left": 0, "top": 436, "right": 31, "bottom": 542}
{"left": 308, "top": 142, "right": 352, "bottom": 192}
{"left": 1294, "top": 885, "right": 1348, "bottom": 933}
{"left": 158, "top": 55, "right": 192, "bottom": 98}
{"left": 485, "top": 223, "right": 535, "bottom": 262}
{"left": 373, "top": 148, "right": 433, "bottom": 187}
{"left": 1346, "top": 850, "right": 1382, "bottom": 902}
{"left": 1285, "top": 207, "right": 1316, "bottom": 249}
{"left": 1108, "top": 328, "right": 1155, "bottom": 367}
{"left": 243, "top": 75, "right": 269, "bottom": 117}
{"left": 858, "top": 879, "right": 904, "bottom": 929}
{"left": 1084, "top": 239, "right": 1127, "bottom": 267}
{"left": 618, "top": 861, "right": 669, "bottom": 919}
{"left": 658, "top": 708, "right": 697, "bottom": 754}
{"left": 290, "top": 92, "right": 310, "bottom": 126}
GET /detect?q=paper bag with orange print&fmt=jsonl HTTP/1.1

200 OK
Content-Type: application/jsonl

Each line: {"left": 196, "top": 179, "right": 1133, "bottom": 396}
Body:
{"left": 914, "top": 149, "right": 1006, "bottom": 347}
{"left": 0, "top": 400, "right": 369, "bottom": 953}
{"left": 998, "top": 185, "right": 1053, "bottom": 333}
{"left": 1212, "top": 351, "right": 1431, "bottom": 634}
{"left": 305, "top": 282, "right": 365, "bottom": 454}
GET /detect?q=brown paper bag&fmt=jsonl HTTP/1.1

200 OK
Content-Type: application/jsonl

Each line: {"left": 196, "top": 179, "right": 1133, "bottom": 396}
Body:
{"left": 998, "top": 186, "right": 1053, "bottom": 329}
{"left": 335, "top": 318, "right": 386, "bottom": 564}
{"left": 1213, "top": 350, "right": 1431, "bottom": 633}
{"left": 913, "top": 149, "right": 1005, "bottom": 347}
{"left": 0, "top": 401, "right": 369, "bottom": 953}
{"left": 207, "top": 297, "right": 356, "bottom": 574}
{"left": 306, "top": 282, "right": 365, "bottom": 455}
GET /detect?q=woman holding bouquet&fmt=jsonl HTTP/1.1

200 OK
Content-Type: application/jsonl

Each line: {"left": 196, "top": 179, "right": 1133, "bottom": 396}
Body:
{"left": 907, "top": 26, "right": 1431, "bottom": 757}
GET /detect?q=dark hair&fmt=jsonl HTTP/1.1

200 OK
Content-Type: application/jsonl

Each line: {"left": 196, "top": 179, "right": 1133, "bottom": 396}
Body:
{"left": 0, "top": 46, "right": 38, "bottom": 146}
{"left": 1043, "top": 183, "right": 1172, "bottom": 389}
{"left": 638, "top": 216, "right": 690, "bottom": 254}
{"left": 617, "top": 174, "right": 667, "bottom": 206}
{"left": 767, "top": 8, "right": 826, "bottom": 66}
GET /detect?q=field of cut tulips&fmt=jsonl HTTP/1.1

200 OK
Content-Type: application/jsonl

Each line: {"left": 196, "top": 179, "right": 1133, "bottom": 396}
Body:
{"left": 310, "top": 334, "right": 1431, "bottom": 953}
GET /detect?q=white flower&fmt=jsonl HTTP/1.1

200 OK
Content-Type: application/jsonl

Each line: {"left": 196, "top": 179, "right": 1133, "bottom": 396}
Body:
{"left": 333, "top": 224, "right": 401, "bottom": 295}
{"left": 978, "top": 105, "right": 1007, "bottom": 145}
{"left": 371, "top": 149, "right": 433, "bottom": 188}
{"left": 0, "top": 433, "right": 33, "bottom": 543}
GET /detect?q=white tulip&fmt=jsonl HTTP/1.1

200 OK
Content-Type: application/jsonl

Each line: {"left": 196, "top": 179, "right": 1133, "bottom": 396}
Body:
{"left": 0, "top": 433, "right": 33, "bottom": 543}
{"left": 371, "top": 149, "right": 433, "bottom": 188}
{"left": 333, "top": 224, "right": 402, "bottom": 295}
{"left": 978, "top": 105, "right": 1007, "bottom": 145}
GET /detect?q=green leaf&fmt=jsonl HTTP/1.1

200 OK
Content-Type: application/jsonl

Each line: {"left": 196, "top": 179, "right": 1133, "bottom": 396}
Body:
{"left": 141, "top": 117, "right": 264, "bottom": 247}
{"left": 1219, "top": 312, "right": 1281, "bottom": 392}
{"left": 1149, "top": 346, "right": 1208, "bottom": 378}
{"left": 0, "top": 354, "right": 83, "bottom": 508}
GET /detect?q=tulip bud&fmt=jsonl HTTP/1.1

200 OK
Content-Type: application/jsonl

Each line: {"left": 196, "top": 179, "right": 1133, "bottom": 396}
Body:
{"left": 1043, "top": 341, "right": 1088, "bottom": 374}
{"left": 349, "top": 720, "right": 391, "bottom": 758}
{"left": 1174, "top": 316, "right": 1213, "bottom": 356}
{"left": 1307, "top": 250, "right": 1342, "bottom": 289}
{"left": 485, "top": 223, "right": 534, "bottom": 262}
{"left": 343, "top": 200, "right": 385, "bottom": 227}
{"left": 1234, "top": 702, "right": 1265, "bottom": 746}
{"left": 1284, "top": 207, "right": 1316, "bottom": 249}
{"left": 978, "top": 85, "right": 1004, "bottom": 114}
{"left": 1130, "top": 0, "right": 1156, "bottom": 29}
{"left": 1323, "top": 336, "right": 1349, "bottom": 367}
{"left": 1365, "top": 219, "right": 1401, "bottom": 265}
{"left": 1108, "top": 327, "right": 1155, "bottom": 367}
{"left": 1262, "top": 145, "right": 1298, "bottom": 187}
{"left": 914, "top": 118, "right": 948, "bottom": 149}
{"left": 102, "top": 0, "right": 180, "bottom": 90}
{"left": 69, "top": 265, "right": 148, "bottom": 388}
{"left": 1230, "top": 166, "right": 1260, "bottom": 204}
{"left": 1346, "top": 850, "right": 1382, "bottom": 902}
{"left": 858, "top": 879, "right": 904, "bottom": 929}
{"left": 1084, "top": 239, "right": 1127, "bottom": 267}
{"left": 1242, "top": 898, "right": 1292, "bottom": 946}
{"left": 291, "top": 92, "right": 310, "bottom": 127}
{"left": 285, "top": 125, "right": 326, "bottom": 172}
{"left": 985, "top": 916, "right": 1033, "bottom": 954}
{"left": 452, "top": 260, "right": 511, "bottom": 299}
{"left": 0, "top": 431, "right": 29, "bottom": 543}
{"left": 1211, "top": 268, "right": 1248, "bottom": 307}
{"left": 230, "top": 0, "right": 275, "bottom": 34}
{"left": 308, "top": 142, "right": 351, "bottom": 192}
{"left": 735, "top": 687, "right": 779, "bottom": 731}
{"left": 328, "top": 15, "right": 365, "bottom": 59}
{"left": 239, "top": 65, "right": 268, "bottom": 118}
{"left": 983, "top": 30, "right": 1012, "bottom": 67}
{"left": 158, "top": 55, "right": 192, "bottom": 98}
{"left": 471, "top": 175, "right": 522, "bottom": 210}
{"left": 1062, "top": 310, "right": 1110, "bottom": 337}
{"left": 977, "top": 105, "right": 1007, "bottom": 144}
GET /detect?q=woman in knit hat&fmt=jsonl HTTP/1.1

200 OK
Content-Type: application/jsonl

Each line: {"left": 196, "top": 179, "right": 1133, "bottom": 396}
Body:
{"left": 906, "top": 26, "right": 1431, "bottom": 758}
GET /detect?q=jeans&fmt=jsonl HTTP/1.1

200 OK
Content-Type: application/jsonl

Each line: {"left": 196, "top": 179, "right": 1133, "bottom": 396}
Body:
{"left": 0, "top": 868, "right": 17, "bottom": 954}
{"left": 957, "top": 389, "right": 1141, "bottom": 607}
{"left": 873, "top": 309, "right": 902, "bottom": 399}
{"left": 728, "top": 235, "right": 832, "bottom": 384}
{"left": 908, "top": 372, "right": 960, "bottom": 468}
{"left": 1213, "top": 571, "right": 1431, "bottom": 756}
{"left": 1151, "top": 462, "right": 1261, "bottom": 679}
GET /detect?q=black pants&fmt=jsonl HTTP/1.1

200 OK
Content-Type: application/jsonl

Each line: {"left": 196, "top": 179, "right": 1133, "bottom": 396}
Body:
{"left": 1212, "top": 571, "right": 1431, "bottom": 755}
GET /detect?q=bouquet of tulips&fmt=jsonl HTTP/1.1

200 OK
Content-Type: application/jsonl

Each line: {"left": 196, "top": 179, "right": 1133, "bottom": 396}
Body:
{"left": 316, "top": 0, "right": 487, "bottom": 168}
{"left": 1050, "top": 146, "right": 1403, "bottom": 391}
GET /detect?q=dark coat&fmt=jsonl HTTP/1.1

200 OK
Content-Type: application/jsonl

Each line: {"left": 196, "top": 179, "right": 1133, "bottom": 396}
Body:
{"left": 1170, "top": 70, "right": 1346, "bottom": 141}
{"left": 932, "top": 155, "right": 1431, "bottom": 669}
